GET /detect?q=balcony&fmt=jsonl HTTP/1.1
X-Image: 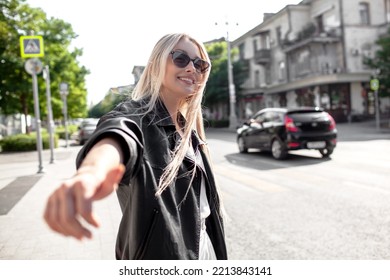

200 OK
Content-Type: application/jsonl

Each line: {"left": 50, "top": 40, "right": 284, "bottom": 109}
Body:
{"left": 283, "top": 26, "right": 341, "bottom": 53}
{"left": 254, "top": 49, "right": 271, "bottom": 65}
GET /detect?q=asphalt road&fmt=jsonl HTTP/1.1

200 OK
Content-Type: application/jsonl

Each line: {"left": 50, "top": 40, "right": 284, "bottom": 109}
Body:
{"left": 205, "top": 123, "right": 390, "bottom": 259}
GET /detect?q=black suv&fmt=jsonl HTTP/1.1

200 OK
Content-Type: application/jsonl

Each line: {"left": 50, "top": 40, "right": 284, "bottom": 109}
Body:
{"left": 237, "top": 107, "right": 337, "bottom": 159}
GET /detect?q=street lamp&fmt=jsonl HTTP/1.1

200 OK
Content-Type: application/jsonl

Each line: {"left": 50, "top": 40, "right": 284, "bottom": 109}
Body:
{"left": 216, "top": 21, "right": 239, "bottom": 130}
{"left": 59, "top": 82, "right": 69, "bottom": 148}
{"left": 226, "top": 28, "right": 238, "bottom": 130}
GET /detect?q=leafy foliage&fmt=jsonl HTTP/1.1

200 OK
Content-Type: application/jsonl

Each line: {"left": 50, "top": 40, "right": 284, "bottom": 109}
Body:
{"left": 0, "top": 131, "right": 59, "bottom": 151}
{"left": 0, "top": 0, "right": 89, "bottom": 132}
{"left": 364, "top": 27, "right": 390, "bottom": 97}
{"left": 204, "top": 40, "right": 246, "bottom": 107}
{"left": 89, "top": 91, "right": 129, "bottom": 118}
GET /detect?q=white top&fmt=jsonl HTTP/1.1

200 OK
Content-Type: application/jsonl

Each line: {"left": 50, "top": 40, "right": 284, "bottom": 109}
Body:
{"left": 189, "top": 146, "right": 217, "bottom": 260}
{"left": 198, "top": 174, "right": 217, "bottom": 260}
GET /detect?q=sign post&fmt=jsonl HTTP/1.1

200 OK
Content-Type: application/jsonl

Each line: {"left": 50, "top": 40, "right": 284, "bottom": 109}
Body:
{"left": 24, "top": 58, "right": 44, "bottom": 173}
{"left": 20, "top": 35, "right": 45, "bottom": 173}
{"left": 370, "top": 78, "right": 380, "bottom": 131}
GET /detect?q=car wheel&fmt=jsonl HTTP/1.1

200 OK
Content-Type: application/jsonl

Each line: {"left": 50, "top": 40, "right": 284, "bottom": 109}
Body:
{"left": 319, "top": 147, "right": 334, "bottom": 157}
{"left": 271, "top": 138, "right": 287, "bottom": 160}
{"left": 237, "top": 137, "right": 248, "bottom": 153}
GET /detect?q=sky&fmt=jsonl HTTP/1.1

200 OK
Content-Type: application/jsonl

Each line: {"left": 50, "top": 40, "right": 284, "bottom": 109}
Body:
{"left": 26, "top": 0, "right": 302, "bottom": 105}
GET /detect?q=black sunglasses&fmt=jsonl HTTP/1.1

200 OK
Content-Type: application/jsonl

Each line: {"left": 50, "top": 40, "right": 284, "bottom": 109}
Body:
{"left": 170, "top": 51, "right": 210, "bottom": 73}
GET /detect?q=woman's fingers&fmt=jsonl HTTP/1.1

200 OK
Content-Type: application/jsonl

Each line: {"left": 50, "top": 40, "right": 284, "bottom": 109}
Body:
{"left": 44, "top": 191, "right": 69, "bottom": 236}
{"left": 58, "top": 183, "right": 93, "bottom": 240}
{"left": 43, "top": 164, "right": 125, "bottom": 240}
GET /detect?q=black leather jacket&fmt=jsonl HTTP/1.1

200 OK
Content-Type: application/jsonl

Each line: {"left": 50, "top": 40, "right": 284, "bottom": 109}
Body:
{"left": 76, "top": 99, "right": 228, "bottom": 260}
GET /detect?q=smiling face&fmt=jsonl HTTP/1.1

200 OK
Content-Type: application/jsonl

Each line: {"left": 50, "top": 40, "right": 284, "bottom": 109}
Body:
{"left": 160, "top": 37, "right": 205, "bottom": 106}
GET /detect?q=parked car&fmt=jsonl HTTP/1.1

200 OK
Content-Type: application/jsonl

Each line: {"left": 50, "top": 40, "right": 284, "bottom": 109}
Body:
{"left": 77, "top": 118, "right": 99, "bottom": 145}
{"left": 236, "top": 107, "right": 337, "bottom": 159}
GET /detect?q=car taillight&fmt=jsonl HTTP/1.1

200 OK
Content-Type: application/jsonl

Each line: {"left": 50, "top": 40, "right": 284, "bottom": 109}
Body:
{"left": 327, "top": 114, "right": 336, "bottom": 131}
{"left": 285, "top": 116, "right": 299, "bottom": 132}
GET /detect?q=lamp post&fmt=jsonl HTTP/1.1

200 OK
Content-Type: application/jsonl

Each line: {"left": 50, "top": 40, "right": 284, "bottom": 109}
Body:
{"left": 216, "top": 21, "right": 238, "bottom": 130}
{"left": 60, "top": 82, "right": 69, "bottom": 148}
{"left": 226, "top": 28, "right": 238, "bottom": 130}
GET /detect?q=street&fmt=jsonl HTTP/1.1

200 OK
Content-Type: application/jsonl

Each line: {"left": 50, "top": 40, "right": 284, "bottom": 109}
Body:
{"left": 205, "top": 125, "right": 390, "bottom": 259}
{"left": 0, "top": 121, "right": 389, "bottom": 260}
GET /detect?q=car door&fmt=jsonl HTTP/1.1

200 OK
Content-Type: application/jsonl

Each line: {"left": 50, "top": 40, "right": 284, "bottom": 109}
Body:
{"left": 246, "top": 112, "right": 273, "bottom": 148}
{"left": 257, "top": 111, "right": 278, "bottom": 148}
{"left": 243, "top": 112, "right": 264, "bottom": 148}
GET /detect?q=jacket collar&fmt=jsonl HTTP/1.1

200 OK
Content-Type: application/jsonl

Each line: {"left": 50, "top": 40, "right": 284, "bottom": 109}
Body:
{"left": 147, "top": 97, "right": 206, "bottom": 147}
{"left": 150, "top": 98, "right": 174, "bottom": 126}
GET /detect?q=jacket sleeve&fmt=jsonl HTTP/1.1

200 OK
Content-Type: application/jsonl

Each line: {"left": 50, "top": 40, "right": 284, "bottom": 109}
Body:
{"left": 75, "top": 116, "right": 144, "bottom": 186}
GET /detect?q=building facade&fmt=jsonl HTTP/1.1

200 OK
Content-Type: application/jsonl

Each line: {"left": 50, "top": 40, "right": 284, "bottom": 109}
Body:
{"left": 232, "top": 0, "right": 390, "bottom": 122}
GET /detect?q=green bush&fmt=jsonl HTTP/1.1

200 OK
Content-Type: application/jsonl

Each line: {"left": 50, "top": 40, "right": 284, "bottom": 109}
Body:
{"left": 55, "top": 124, "right": 78, "bottom": 139}
{"left": 0, "top": 132, "right": 59, "bottom": 152}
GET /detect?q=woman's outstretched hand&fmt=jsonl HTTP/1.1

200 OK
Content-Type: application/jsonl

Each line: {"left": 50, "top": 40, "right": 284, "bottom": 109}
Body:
{"left": 43, "top": 163, "right": 125, "bottom": 240}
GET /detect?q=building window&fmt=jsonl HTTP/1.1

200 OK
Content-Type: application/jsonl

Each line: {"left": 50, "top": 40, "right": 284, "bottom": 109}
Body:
{"left": 315, "top": 14, "right": 324, "bottom": 33}
{"left": 296, "top": 50, "right": 310, "bottom": 76}
{"left": 278, "top": 61, "right": 285, "bottom": 81}
{"left": 239, "top": 43, "right": 245, "bottom": 60}
{"left": 387, "top": 0, "right": 390, "bottom": 22}
{"left": 359, "top": 2, "right": 370, "bottom": 25}
{"left": 254, "top": 70, "right": 261, "bottom": 88}
{"left": 265, "top": 67, "right": 271, "bottom": 85}
{"left": 253, "top": 39, "right": 258, "bottom": 52}
{"left": 261, "top": 32, "right": 271, "bottom": 49}
{"left": 276, "top": 26, "right": 282, "bottom": 46}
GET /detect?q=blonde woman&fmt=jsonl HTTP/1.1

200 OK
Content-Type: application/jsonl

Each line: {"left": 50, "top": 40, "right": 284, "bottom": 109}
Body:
{"left": 44, "top": 33, "right": 228, "bottom": 260}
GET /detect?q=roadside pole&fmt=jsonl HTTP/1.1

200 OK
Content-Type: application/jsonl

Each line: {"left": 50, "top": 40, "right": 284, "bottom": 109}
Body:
{"left": 20, "top": 35, "right": 45, "bottom": 173}
{"left": 25, "top": 58, "right": 44, "bottom": 173}
{"left": 60, "top": 82, "right": 69, "bottom": 148}
{"left": 370, "top": 78, "right": 380, "bottom": 132}
{"left": 43, "top": 65, "right": 55, "bottom": 163}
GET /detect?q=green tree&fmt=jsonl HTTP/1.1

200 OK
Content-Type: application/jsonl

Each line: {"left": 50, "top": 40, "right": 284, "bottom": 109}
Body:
{"left": 1, "top": 0, "right": 31, "bottom": 119}
{"left": 204, "top": 40, "right": 246, "bottom": 110}
{"left": 364, "top": 27, "right": 390, "bottom": 97}
{"left": 0, "top": 0, "right": 89, "bottom": 133}
{"left": 88, "top": 88, "right": 130, "bottom": 118}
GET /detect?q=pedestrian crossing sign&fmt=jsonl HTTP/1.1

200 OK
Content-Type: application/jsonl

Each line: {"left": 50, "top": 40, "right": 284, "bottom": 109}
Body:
{"left": 20, "top": 36, "right": 44, "bottom": 58}
{"left": 370, "top": 79, "right": 379, "bottom": 91}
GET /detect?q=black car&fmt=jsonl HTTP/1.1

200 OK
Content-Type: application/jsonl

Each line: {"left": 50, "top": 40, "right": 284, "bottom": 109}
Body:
{"left": 237, "top": 107, "right": 337, "bottom": 159}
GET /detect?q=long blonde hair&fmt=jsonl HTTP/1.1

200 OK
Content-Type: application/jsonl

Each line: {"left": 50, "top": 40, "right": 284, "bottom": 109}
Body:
{"left": 132, "top": 33, "right": 211, "bottom": 195}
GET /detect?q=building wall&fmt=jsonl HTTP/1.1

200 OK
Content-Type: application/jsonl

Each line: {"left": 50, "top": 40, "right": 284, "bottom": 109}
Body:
{"left": 342, "top": 0, "right": 386, "bottom": 25}
{"left": 232, "top": 0, "right": 389, "bottom": 122}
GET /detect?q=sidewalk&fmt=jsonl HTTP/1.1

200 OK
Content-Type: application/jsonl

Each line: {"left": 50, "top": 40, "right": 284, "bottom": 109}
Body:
{"left": 336, "top": 119, "right": 390, "bottom": 141}
{"left": 0, "top": 142, "right": 121, "bottom": 260}
{"left": 0, "top": 120, "right": 389, "bottom": 260}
